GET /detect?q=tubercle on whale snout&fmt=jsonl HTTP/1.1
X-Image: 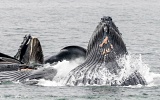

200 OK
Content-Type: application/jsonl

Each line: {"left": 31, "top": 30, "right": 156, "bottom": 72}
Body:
{"left": 101, "top": 16, "right": 112, "bottom": 22}
{"left": 100, "top": 16, "right": 122, "bottom": 37}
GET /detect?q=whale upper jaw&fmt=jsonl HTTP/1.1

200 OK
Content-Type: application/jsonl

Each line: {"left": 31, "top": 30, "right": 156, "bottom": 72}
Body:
{"left": 14, "top": 35, "right": 44, "bottom": 67}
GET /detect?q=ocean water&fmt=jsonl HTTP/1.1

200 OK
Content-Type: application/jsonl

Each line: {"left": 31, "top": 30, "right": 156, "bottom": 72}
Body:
{"left": 0, "top": 0, "right": 160, "bottom": 100}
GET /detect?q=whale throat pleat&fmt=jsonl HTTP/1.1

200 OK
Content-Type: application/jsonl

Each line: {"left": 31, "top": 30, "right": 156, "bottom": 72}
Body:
{"left": 0, "top": 71, "right": 31, "bottom": 82}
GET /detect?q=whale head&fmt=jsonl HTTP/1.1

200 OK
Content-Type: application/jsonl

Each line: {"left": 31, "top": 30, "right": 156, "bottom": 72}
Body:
{"left": 66, "top": 16, "right": 128, "bottom": 85}
{"left": 87, "top": 16, "right": 127, "bottom": 56}
{"left": 14, "top": 35, "right": 44, "bottom": 66}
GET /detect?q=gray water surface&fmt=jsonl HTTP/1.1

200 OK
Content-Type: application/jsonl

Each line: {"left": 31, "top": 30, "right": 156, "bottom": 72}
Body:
{"left": 0, "top": 0, "right": 160, "bottom": 100}
{"left": 0, "top": 84, "right": 158, "bottom": 100}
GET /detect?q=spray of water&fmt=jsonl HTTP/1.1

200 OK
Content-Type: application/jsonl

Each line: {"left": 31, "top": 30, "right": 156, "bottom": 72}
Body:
{"left": 37, "top": 54, "right": 160, "bottom": 87}
{"left": 37, "top": 58, "right": 85, "bottom": 86}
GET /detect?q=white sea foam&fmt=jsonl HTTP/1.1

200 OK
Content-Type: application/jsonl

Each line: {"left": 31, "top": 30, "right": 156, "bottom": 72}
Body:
{"left": 117, "top": 54, "right": 160, "bottom": 87}
{"left": 37, "top": 58, "right": 85, "bottom": 86}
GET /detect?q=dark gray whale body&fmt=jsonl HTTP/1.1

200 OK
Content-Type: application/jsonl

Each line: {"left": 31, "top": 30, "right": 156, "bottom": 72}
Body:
{"left": 0, "top": 35, "right": 57, "bottom": 84}
{"left": 45, "top": 46, "right": 86, "bottom": 64}
{"left": 0, "top": 67, "right": 57, "bottom": 85}
{"left": 66, "top": 16, "right": 147, "bottom": 86}
{"left": 0, "top": 35, "right": 44, "bottom": 71}
{"left": 0, "top": 35, "right": 85, "bottom": 84}
{"left": 14, "top": 35, "right": 44, "bottom": 65}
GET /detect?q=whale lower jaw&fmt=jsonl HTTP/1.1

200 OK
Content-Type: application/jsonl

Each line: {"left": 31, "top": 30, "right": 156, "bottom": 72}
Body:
{"left": 66, "top": 63, "right": 147, "bottom": 86}
{"left": 0, "top": 67, "right": 57, "bottom": 84}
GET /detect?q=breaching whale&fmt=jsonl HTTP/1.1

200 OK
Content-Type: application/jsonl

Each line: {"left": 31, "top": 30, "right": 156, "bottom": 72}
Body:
{"left": 66, "top": 16, "right": 147, "bottom": 86}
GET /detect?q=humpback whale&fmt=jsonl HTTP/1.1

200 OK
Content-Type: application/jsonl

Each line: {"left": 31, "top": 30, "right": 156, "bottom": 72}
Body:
{"left": 0, "top": 35, "right": 57, "bottom": 84}
{"left": 45, "top": 46, "right": 86, "bottom": 64}
{"left": 66, "top": 16, "right": 147, "bottom": 86}
{"left": 0, "top": 35, "right": 85, "bottom": 83}
{"left": 0, "top": 34, "right": 85, "bottom": 71}
{"left": 14, "top": 34, "right": 44, "bottom": 66}
{"left": 0, "top": 35, "right": 44, "bottom": 71}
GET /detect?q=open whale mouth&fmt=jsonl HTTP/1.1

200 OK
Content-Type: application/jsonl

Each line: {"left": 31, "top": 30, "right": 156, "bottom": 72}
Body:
{"left": 14, "top": 35, "right": 44, "bottom": 67}
{"left": 66, "top": 16, "right": 146, "bottom": 86}
{"left": 87, "top": 16, "right": 127, "bottom": 57}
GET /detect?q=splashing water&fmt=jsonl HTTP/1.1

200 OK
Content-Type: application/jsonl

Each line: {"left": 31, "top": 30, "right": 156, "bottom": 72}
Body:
{"left": 37, "top": 58, "right": 85, "bottom": 86}
{"left": 121, "top": 54, "right": 160, "bottom": 87}
{"left": 36, "top": 55, "right": 160, "bottom": 87}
